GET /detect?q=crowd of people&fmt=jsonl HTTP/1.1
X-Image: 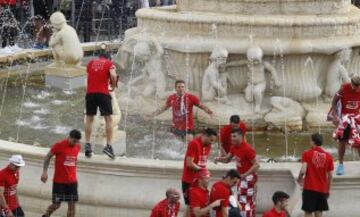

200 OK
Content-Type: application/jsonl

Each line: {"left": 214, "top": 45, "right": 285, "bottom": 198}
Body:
{"left": 0, "top": 46, "right": 359, "bottom": 217}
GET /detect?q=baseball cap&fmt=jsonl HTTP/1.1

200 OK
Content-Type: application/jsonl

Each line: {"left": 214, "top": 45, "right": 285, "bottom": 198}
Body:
{"left": 9, "top": 155, "right": 25, "bottom": 167}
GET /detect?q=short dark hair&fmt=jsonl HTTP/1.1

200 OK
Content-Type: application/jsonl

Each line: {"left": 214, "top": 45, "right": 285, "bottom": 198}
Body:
{"left": 203, "top": 128, "right": 217, "bottom": 137}
{"left": 272, "top": 191, "right": 290, "bottom": 205}
{"left": 311, "top": 133, "right": 323, "bottom": 146}
{"left": 231, "top": 128, "right": 243, "bottom": 136}
{"left": 230, "top": 115, "right": 240, "bottom": 124}
{"left": 175, "top": 80, "right": 185, "bottom": 86}
{"left": 99, "top": 51, "right": 111, "bottom": 60}
{"left": 69, "top": 129, "right": 81, "bottom": 140}
{"left": 224, "top": 169, "right": 241, "bottom": 179}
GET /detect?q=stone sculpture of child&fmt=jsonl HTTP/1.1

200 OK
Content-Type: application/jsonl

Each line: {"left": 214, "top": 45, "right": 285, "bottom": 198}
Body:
{"left": 325, "top": 48, "right": 352, "bottom": 98}
{"left": 128, "top": 41, "right": 168, "bottom": 99}
{"left": 48, "top": 11, "right": 83, "bottom": 66}
{"left": 201, "top": 46, "right": 230, "bottom": 104}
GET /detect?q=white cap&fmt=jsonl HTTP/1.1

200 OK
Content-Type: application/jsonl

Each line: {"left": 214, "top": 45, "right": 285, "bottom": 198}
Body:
{"left": 9, "top": 155, "right": 25, "bottom": 167}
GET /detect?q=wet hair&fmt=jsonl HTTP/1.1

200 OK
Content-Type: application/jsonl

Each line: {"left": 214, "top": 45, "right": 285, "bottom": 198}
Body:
{"left": 99, "top": 51, "right": 111, "bottom": 60}
{"left": 224, "top": 169, "right": 241, "bottom": 179}
{"left": 203, "top": 128, "right": 217, "bottom": 137}
{"left": 311, "top": 133, "right": 323, "bottom": 146}
{"left": 230, "top": 115, "right": 240, "bottom": 124}
{"left": 69, "top": 129, "right": 81, "bottom": 140}
{"left": 272, "top": 191, "right": 290, "bottom": 205}
{"left": 175, "top": 80, "right": 185, "bottom": 87}
{"left": 351, "top": 75, "right": 360, "bottom": 86}
{"left": 231, "top": 128, "right": 243, "bottom": 136}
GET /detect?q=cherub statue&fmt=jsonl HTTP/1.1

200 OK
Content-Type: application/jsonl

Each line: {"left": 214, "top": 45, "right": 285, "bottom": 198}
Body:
{"left": 48, "top": 12, "right": 83, "bottom": 66}
{"left": 325, "top": 48, "right": 352, "bottom": 98}
{"left": 226, "top": 45, "right": 281, "bottom": 113}
{"left": 201, "top": 47, "right": 230, "bottom": 104}
{"left": 128, "top": 41, "right": 168, "bottom": 99}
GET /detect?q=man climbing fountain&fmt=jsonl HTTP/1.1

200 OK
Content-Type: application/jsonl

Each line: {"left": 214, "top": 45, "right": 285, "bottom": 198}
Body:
{"left": 84, "top": 51, "right": 118, "bottom": 159}
{"left": 147, "top": 80, "right": 213, "bottom": 142}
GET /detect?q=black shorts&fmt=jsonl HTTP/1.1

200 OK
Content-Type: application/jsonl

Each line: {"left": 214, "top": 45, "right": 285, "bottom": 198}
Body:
{"left": 339, "top": 125, "right": 351, "bottom": 143}
{"left": 85, "top": 93, "right": 113, "bottom": 116}
{"left": 171, "top": 128, "right": 195, "bottom": 138}
{"left": 52, "top": 182, "right": 79, "bottom": 204}
{"left": 0, "top": 207, "right": 25, "bottom": 217}
{"left": 182, "top": 182, "right": 191, "bottom": 205}
{"left": 302, "top": 190, "right": 329, "bottom": 213}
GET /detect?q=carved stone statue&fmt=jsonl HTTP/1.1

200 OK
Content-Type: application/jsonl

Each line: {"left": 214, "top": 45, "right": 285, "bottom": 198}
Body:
{"left": 245, "top": 45, "right": 281, "bottom": 113}
{"left": 49, "top": 12, "right": 83, "bottom": 66}
{"left": 128, "top": 41, "right": 168, "bottom": 99}
{"left": 201, "top": 47, "right": 230, "bottom": 104}
{"left": 325, "top": 48, "right": 352, "bottom": 98}
{"left": 264, "top": 96, "right": 305, "bottom": 131}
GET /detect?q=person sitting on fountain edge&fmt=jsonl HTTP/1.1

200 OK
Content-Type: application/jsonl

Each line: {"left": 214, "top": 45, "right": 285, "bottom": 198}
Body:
{"left": 147, "top": 80, "right": 213, "bottom": 142}
{"left": 328, "top": 75, "right": 360, "bottom": 175}
{"left": 84, "top": 51, "right": 119, "bottom": 159}
{"left": 149, "top": 188, "right": 181, "bottom": 217}
{"left": 219, "top": 115, "right": 247, "bottom": 155}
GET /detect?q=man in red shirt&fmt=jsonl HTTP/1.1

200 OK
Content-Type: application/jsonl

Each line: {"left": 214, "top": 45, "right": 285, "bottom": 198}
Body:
{"left": 0, "top": 155, "right": 25, "bottom": 217}
{"left": 215, "top": 129, "right": 260, "bottom": 217}
{"left": 262, "top": 191, "right": 290, "bottom": 217}
{"left": 328, "top": 75, "right": 360, "bottom": 175}
{"left": 182, "top": 128, "right": 217, "bottom": 217}
{"left": 149, "top": 188, "right": 180, "bottom": 217}
{"left": 297, "top": 133, "right": 334, "bottom": 217}
{"left": 84, "top": 52, "right": 118, "bottom": 159}
{"left": 189, "top": 169, "right": 222, "bottom": 217}
{"left": 219, "top": 115, "right": 247, "bottom": 155}
{"left": 210, "top": 169, "right": 240, "bottom": 217}
{"left": 40, "top": 129, "right": 82, "bottom": 217}
{"left": 148, "top": 80, "right": 213, "bottom": 142}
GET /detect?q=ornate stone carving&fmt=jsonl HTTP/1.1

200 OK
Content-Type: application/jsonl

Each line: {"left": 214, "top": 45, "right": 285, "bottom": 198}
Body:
{"left": 48, "top": 12, "right": 83, "bottom": 66}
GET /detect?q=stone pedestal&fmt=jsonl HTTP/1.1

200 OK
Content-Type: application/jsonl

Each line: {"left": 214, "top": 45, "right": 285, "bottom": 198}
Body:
{"left": 45, "top": 64, "right": 86, "bottom": 90}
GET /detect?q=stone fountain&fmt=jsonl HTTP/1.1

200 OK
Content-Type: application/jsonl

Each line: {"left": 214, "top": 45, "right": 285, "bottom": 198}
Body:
{"left": 119, "top": 0, "right": 360, "bottom": 131}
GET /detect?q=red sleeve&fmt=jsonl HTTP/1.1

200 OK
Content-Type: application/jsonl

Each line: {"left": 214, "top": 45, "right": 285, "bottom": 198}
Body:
{"left": 86, "top": 60, "right": 93, "bottom": 73}
{"left": 189, "top": 190, "right": 201, "bottom": 208}
{"left": 240, "top": 122, "right": 247, "bottom": 136}
{"left": 166, "top": 95, "right": 173, "bottom": 107}
{"left": 336, "top": 84, "right": 346, "bottom": 97}
{"left": 262, "top": 212, "right": 269, "bottom": 217}
{"left": 246, "top": 147, "right": 256, "bottom": 161}
{"left": 301, "top": 151, "right": 309, "bottom": 163}
{"left": 149, "top": 207, "right": 158, "bottom": 217}
{"left": 0, "top": 173, "right": 5, "bottom": 187}
{"left": 190, "top": 94, "right": 200, "bottom": 106}
{"left": 50, "top": 142, "right": 61, "bottom": 155}
{"left": 219, "top": 127, "right": 227, "bottom": 144}
{"left": 186, "top": 141, "right": 197, "bottom": 159}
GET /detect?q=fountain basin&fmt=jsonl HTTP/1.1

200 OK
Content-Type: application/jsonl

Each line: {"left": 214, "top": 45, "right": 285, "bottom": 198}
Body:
{"left": 177, "top": 0, "right": 351, "bottom": 15}
{"left": 1, "top": 140, "right": 359, "bottom": 217}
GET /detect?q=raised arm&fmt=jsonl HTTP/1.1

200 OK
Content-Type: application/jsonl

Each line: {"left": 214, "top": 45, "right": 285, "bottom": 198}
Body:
{"left": 197, "top": 103, "right": 213, "bottom": 115}
{"left": 264, "top": 62, "right": 281, "bottom": 86}
{"left": 109, "top": 65, "right": 118, "bottom": 91}
{"left": 41, "top": 151, "right": 54, "bottom": 183}
{"left": 225, "top": 60, "right": 248, "bottom": 68}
